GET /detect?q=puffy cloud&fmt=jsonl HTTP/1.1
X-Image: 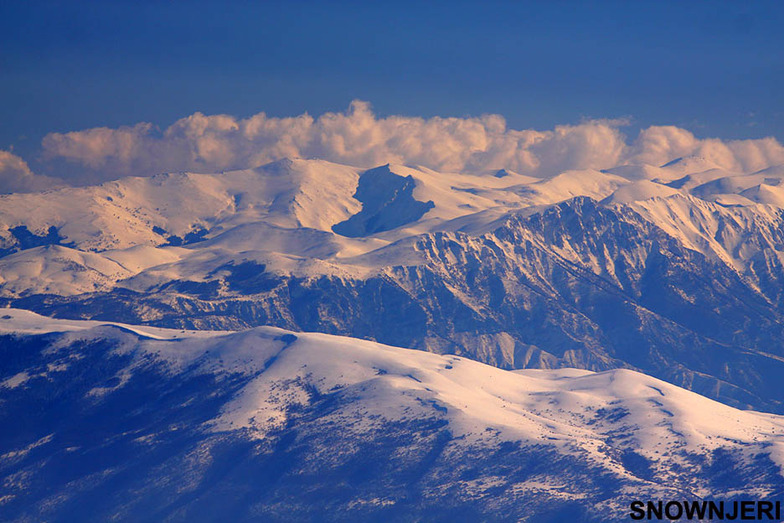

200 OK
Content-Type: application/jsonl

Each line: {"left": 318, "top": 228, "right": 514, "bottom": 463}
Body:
{"left": 627, "top": 126, "right": 784, "bottom": 174}
{"left": 628, "top": 126, "right": 701, "bottom": 166}
{"left": 0, "top": 151, "right": 62, "bottom": 194}
{"left": 725, "top": 137, "right": 784, "bottom": 173}
{"left": 43, "top": 123, "right": 154, "bottom": 169}
{"left": 527, "top": 122, "right": 627, "bottom": 175}
{"left": 38, "top": 101, "right": 784, "bottom": 183}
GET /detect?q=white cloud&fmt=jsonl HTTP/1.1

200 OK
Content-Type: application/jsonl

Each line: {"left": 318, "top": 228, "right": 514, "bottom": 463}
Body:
{"left": 726, "top": 137, "right": 784, "bottom": 173}
{"left": 627, "top": 126, "right": 701, "bottom": 166}
{"left": 0, "top": 151, "right": 62, "bottom": 194}
{"left": 38, "top": 101, "right": 784, "bottom": 183}
{"left": 627, "top": 126, "right": 784, "bottom": 174}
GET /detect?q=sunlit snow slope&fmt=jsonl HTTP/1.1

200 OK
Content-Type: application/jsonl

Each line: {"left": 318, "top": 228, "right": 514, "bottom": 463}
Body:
{"left": 1, "top": 310, "right": 783, "bottom": 522}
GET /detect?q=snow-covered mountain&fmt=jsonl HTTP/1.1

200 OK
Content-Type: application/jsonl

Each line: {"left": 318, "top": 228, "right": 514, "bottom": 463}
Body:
{"left": 4, "top": 154, "right": 784, "bottom": 519}
{"left": 2, "top": 156, "right": 782, "bottom": 295}
{"left": 3, "top": 157, "right": 784, "bottom": 414}
{"left": 1, "top": 310, "right": 782, "bottom": 522}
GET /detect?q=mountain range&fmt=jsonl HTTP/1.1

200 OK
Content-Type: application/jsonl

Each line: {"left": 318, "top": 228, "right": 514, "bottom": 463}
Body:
{"left": 3, "top": 154, "right": 784, "bottom": 520}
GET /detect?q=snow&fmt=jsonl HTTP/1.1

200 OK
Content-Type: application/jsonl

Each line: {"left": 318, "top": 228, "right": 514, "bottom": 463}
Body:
{"left": 0, "top": 159, "right": 361, "bottom": 252}
{"left": 627, "top": 194, "right": 784, "bottom": 272}
{"left": 528, "top": 169, "right": 628, "bottom": 204}
{"left": 5, "top": 156, "right": 784, "bottom": 516}
{"left": 659, "top": 155, "right": 734, "bottom": 179}
{"left": 148, "top": 328, "right": 784, "bottom": 478}
{"left": 1, "top": 157, "right": 784, "bottom": 298}
{"left": 602, "top": 163, "right": 678, "bottom": 182}
{"left": 0, "top": 308, "right": 227, "bottom": 340}
{"left": 0, "top": 245, "right": 132, "bottom": 297}
{"left": 3, "top": 309, "right": 780, "bottom": 479}
{"left": 741, "top": 183, "right": 784, "bottom": 207}
{"left": 601, "top": 180, "right": 681, "bottom": 205}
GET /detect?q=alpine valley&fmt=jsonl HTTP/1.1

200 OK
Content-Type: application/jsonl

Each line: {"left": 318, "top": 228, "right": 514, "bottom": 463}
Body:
{"left": 3, "top": 155, "right": 784, "bottom": 521}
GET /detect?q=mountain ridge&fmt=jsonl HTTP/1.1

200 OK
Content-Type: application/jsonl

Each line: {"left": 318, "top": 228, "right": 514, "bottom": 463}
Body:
{"left": 1, "top": 310, "right": 782, "bottom": 522}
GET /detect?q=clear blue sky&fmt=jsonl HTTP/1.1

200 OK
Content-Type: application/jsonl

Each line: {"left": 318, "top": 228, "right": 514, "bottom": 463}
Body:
{"left": 2, "top": 0, "right": 783, "bottom": 160}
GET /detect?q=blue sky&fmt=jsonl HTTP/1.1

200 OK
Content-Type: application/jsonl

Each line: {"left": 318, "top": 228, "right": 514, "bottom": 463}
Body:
{"left": 1, "top": 1, "right": 783, "bottom": 181}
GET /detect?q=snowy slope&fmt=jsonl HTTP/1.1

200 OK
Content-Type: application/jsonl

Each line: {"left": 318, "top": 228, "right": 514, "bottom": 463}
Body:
{"left": 0, "top": 159, "right": 361, "bottom": 252}
{"left": 2, "top": 311, "right": 783, "bottom": 521}
{"left": 600, "top": 180, "right": 681, "bottom": 205}
{"left": 627, "top": 193, "right": 784, "bottom": 273}
{"left": 0, "top": 307, "right": 224, "bottom": 339}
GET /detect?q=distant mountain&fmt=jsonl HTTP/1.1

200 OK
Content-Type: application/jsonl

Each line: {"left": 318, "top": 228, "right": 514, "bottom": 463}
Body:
{"left": 1, "top": 310, "right": 782, "bottom": 522}
{"left": 3, "top": 158, "right": 784, "bottom": 416}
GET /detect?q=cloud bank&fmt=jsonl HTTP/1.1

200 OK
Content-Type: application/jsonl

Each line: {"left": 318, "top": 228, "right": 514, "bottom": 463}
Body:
{"left": 34, "top": 101, "right": 784, "bottom": 185}
{"left": 0, "top": 151, "right": 62, "bottom": 194}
